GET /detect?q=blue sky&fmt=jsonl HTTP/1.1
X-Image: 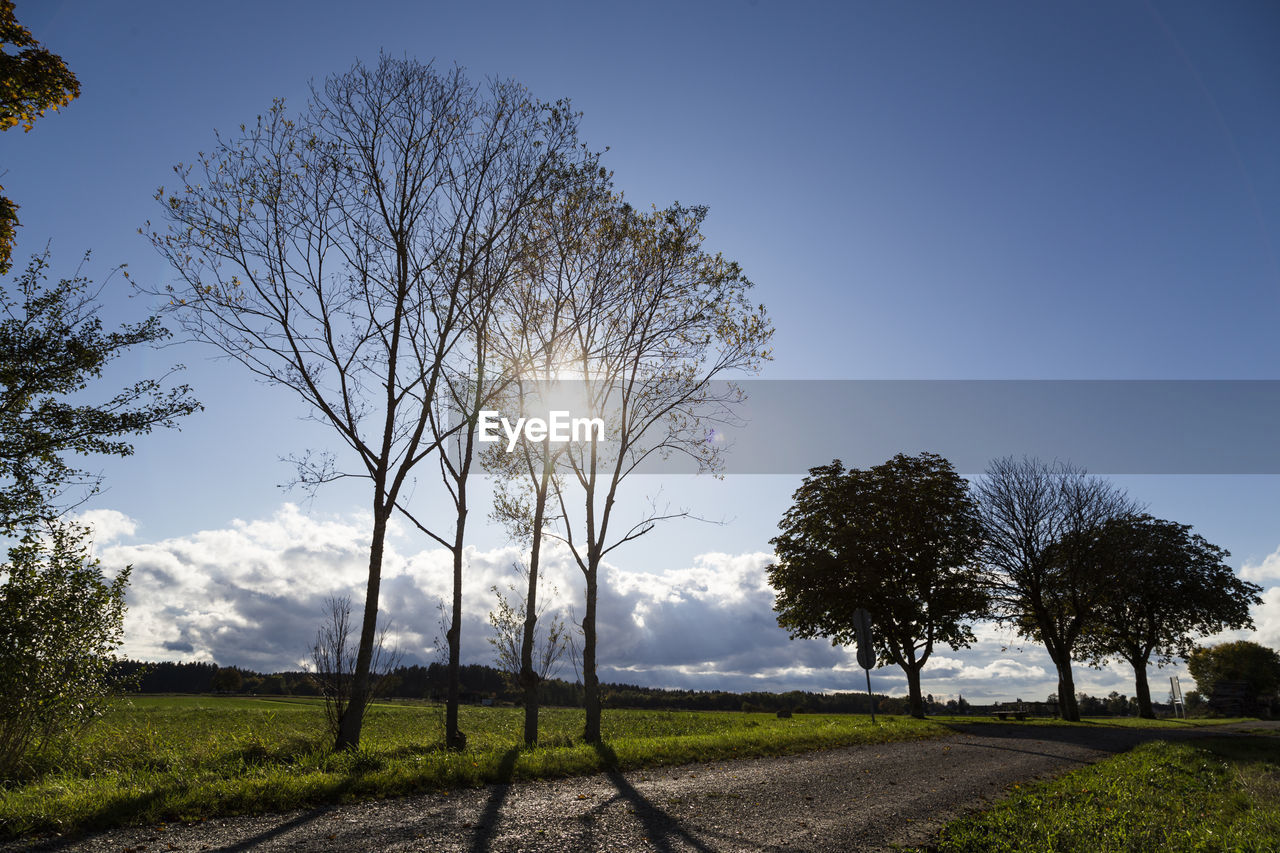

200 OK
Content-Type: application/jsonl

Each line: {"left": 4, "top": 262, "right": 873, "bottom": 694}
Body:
{"left": 4, "top": 1, "right": 1278, "bottom": 702}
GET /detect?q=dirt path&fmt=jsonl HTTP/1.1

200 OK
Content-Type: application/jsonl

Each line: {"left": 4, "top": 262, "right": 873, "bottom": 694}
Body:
{"left": 9, "top": 722, "right": 1276, "bottom": 853}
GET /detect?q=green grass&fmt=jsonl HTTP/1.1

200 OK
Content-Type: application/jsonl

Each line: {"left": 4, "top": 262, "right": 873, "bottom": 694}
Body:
{"left": 0, "top": 696, "right": 945, "bottom": 840}
{"left": 931, "top": 714, "right": 1250, "bottom": 730}
{"left": 925, "top": 737, "right": 1280, "bottom": 852}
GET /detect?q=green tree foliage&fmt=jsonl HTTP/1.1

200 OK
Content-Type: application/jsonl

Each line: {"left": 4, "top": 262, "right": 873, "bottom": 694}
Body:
{"left": 210, "top": 666, "right": 242, "bottom": 694}
{"left": 0, "top": 520, "right": 128, "bottom": 778}
{"left": 0, "top": 253, "right": 200, "bottom": 533}
{"left": 1073, "top": 515, "right": 1260, "bottom": 718}
{"left": 0, "top": 0, "right": 81, "bottom": 273}
{"left": 1187, "top": 640, "right": 1280, "bottom": 700}
{"left": 768, "top": 452, "right": 987, "bottom": 718}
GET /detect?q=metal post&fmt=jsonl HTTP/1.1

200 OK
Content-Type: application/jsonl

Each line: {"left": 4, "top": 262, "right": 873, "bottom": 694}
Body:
{"left": 866, "top": 668, "right": 876, "bottom": 723}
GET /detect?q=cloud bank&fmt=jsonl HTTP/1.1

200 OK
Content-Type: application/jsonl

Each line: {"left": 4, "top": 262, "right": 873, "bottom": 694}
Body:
{"left": 79, "top": 504, "right": 1275, "bottom": 703}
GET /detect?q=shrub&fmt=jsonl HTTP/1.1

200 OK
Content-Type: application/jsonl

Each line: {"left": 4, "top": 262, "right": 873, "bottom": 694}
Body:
{"left": 0, "top": 521, "right": 129, "bottom": 778}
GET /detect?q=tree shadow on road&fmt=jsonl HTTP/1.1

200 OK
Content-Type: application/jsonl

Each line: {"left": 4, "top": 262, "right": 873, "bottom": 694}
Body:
{"left": 591, "top": 742, "right": 717, "bottom": 853}
{"left": 468, "top": 747, "right": 521, "bottom": 853}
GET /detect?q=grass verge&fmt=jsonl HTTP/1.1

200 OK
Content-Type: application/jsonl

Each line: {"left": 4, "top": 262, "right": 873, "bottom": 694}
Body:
{"left": 923, "top": 736, "right": 1280, "bottom": 852}
{"left": 930, "top": 714, "right": 1251, "bottom": 730}
{"left": 0, "top": 697, "right": 945, "bottom": 841}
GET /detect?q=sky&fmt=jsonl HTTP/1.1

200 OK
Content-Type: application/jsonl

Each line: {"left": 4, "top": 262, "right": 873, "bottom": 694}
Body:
{"left": 3, "top": 0, "right": 1279, "bottom": 704}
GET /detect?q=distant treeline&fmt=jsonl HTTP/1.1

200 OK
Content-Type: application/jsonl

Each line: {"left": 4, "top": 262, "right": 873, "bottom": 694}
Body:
{"left": 112, "top": 660, "right": 1158, "bottom": 717}
{"left": 111, "top": 660, "right": 913, "bottom": 712}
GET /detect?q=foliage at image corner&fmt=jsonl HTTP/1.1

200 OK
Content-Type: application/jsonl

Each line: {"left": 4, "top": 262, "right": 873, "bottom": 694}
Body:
{"left": 0, "top": 0, "right": 81, "bottom": 275}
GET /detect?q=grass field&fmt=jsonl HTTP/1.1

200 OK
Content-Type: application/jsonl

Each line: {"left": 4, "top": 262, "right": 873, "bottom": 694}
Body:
{"left": 0, "top": 695, "right": 946, "bottom": 840}
{"left": 0, "top": 697, "right": 1252, "bottom": 842}
{"left": 924, "top": 736, "right": 1280, "bottom": 852}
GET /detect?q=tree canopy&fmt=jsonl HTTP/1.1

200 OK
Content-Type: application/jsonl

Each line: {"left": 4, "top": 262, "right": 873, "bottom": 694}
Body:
{"left": 151, "top": 55, "right": 586, "bottom": 750}
{"left": 1071, "top": 514, "right": 1260, "bottom": 716}
{"left": 768, "top": 452, "right": 986, "bottom": 718}
{"left": 1187, "top": 640, "right": 1280, "bottom": 700}
{"left": 0, "top": 253, "right": 200, "bottom": 534}
{"left": 0, "top": 0, "right": 81, "bottom": 274}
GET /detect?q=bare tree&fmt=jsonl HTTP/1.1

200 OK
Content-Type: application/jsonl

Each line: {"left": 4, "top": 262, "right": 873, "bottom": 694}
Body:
{"left": 547, "top": 200, "right": 774, "bottom": 742}
{"left": 151, "top": 56, "right": 582, "bottom": 749}
{"left": 310, "top": 595, "right": 400, "bottom": 744}
{"left": 974, "top": 457, "right": 1138, "bottom": 721}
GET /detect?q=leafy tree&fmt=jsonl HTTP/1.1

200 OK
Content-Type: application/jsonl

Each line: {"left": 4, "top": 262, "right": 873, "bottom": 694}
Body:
{"left": 1073, "top": 515, "right": 1261, "bottom": 718}
{"left": 0, "top": 0, "right": 80, "bottom": 273}
{"left": 151, "top": 56, "right": 582, "bottom": 750}
{"left": 974, "top": 456, "right": 1138, "bottom": 721}
{"left": 1187, "top": 640, "right": 1280, "bottom": 700}
{"left": 0, "top": 252, "right": 200, "bottom": 533}
{"left": 0, "top": 520, "right": 128, "bottom": 778}
{"left": 769, "top": 453, "right": 987, "bottom": 718}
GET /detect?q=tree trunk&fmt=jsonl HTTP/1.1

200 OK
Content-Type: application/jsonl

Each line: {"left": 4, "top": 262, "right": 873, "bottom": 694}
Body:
{"left": 336, "top": 501, "right": 388, "bottom": 750}
{"left": 445, "top": 500, "right": 468, "bottom": 750}
{"left": 1055, "top": 658, "right": 1080, "bottom": 721}
{"left": 582, "top": 567, "right": 600, "bottom": 743}
{"left": 905, "top": 664, "right": 926, "bottom": 718}
{"left": 519, "top": 467, "right": 550, "bottom": 747}
{"left": 1131, "top": 658, "right": 1155, "bottom": 719}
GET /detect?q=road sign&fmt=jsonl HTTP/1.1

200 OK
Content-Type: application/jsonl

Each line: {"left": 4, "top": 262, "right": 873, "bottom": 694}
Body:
{"left": 854, "top": 608, "right": 874, "bottom": 670}
{"left": 853, "top": 607, "right": 876, "bottom": 723}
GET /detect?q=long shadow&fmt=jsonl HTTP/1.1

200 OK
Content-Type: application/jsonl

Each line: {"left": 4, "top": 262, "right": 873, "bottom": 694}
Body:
{"left": 10, "top": 800, "right": 337, "bottom": 853}
{"left": 592, "top": 742, "right": 716, "bottom": 853}
{"left": 213, "top": 806, "right": 336, "bottom": 852}
{"left": 468, "top": 747, "right": 521, "bottom": 853}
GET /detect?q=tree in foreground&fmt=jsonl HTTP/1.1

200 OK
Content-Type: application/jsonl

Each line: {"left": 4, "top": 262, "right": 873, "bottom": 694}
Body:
{"left": 482, "top": 176, "right": 610, "bottom": 746}
{"left": 152, "top": 56, "right": 581, "bottom": 749}
{"left": 974, "top": 456, "right": 1138, "bottom": 721}
{"left": 549, "top": 200, "right": 772, "bottom": 742}
{"left": 1187, "top": 640, "right": 1280, "bottom": 704}
{"left": 0, "top": 521, "right": 128, "bottom": 778}
{"left": 768, "top": 453, "right": 987, "bottom": 718}
{"left": 1073, "top": 515, "right": 1260, "bottom": 718}
{"left": 0, "top": 253, "right": 200, "bottom": 534}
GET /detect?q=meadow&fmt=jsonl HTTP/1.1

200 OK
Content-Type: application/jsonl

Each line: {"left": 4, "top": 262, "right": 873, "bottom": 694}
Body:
{"left": 0, "top": 696, "right": 1250, "bottom": 842}
{"left": 0, "top": 695, "right": 943, "bottom": 839}
{"left": 925, "top": 735, "right": 1280, "bottom": 852}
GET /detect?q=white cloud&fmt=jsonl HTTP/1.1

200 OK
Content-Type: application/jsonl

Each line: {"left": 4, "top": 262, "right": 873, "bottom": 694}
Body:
{"left": 1251, "top": 585, "right": 1280, "bottom": 650}
{"left": 88, "top": 502, "right": 1249, "bottom": 703}
{"left": 74, "top": 508, "right": 138, "bottom": 545}
{"left": 1241, "top": 546, "right": 1280, "bottom": 583}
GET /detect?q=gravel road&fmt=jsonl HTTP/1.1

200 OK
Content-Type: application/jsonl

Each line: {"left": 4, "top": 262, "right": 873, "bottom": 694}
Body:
{"left": 8, "top": 722, "right": 1275, "bottom": 853}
